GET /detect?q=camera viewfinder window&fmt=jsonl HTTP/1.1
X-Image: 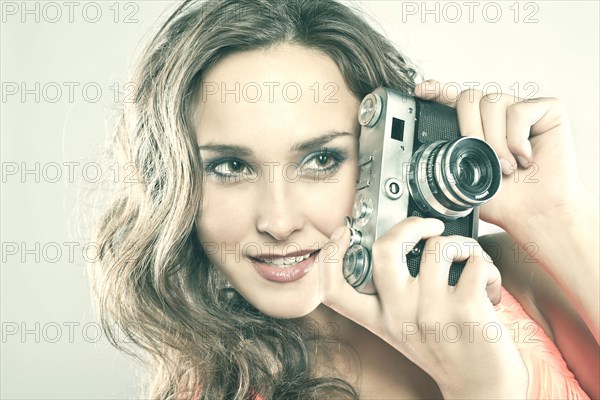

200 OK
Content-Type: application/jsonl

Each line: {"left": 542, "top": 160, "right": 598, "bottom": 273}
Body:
{"left": 391, "top": 118, "right": 405, "bottom": 142}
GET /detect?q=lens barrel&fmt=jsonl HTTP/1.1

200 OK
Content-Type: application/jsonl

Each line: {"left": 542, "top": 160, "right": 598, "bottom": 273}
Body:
{"left": 408, "top": 137, "right": 501, "bottom": 219}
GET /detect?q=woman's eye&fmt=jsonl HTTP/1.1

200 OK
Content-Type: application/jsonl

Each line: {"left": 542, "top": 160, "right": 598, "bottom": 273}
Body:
{"left": 206, "top": 159, "right": 252, "bottom": 181}
{"left": 215, "top": 160, "right": 244, "bottom": 174}
{"left": 301, "top": 150, "right": 346, "bottom": 176}
{"left": 313, "top": 154, "right": 335, "bottom": 168}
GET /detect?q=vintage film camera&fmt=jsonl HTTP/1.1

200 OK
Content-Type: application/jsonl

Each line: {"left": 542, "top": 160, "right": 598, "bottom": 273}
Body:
{"left": 343, "top": 87, "right": 502, "bottom": 294}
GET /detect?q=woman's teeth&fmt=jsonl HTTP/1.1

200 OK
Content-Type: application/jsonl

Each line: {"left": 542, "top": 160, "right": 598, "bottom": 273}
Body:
{"left": 257, "top": 252, "right": 312, "bottom": 268}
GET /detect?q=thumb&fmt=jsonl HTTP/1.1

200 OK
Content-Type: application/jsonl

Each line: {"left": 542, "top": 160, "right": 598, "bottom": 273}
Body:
{"left": 319, "top": 225, "right": 349, "bottom": 265}
{"left": 318, "top": 225, "right": 351, "bottom": 297}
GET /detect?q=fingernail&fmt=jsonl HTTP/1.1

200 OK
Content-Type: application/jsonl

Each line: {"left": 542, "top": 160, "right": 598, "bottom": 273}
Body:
{"left": 516, "top": 156, "right": 530, "bottom": 169}
{"left": 500, "top": 158, "right": 514, "bottom": 175}
{"left": 330, "top": 226, "right": 346, "bottom": 241}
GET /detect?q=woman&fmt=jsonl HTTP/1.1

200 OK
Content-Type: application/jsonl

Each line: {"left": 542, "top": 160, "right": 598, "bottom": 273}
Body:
{"left": 90, "top": 0, "right": 599, "bottom": 398}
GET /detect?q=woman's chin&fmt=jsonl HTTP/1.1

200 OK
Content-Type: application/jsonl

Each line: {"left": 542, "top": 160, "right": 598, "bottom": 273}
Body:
{"left": 254, "top": 295, "right": 321, "bottom": 319}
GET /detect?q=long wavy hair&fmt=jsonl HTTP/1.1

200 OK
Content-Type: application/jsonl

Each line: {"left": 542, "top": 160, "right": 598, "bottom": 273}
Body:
{"left": 90, "top": 0, "right": 417, "bottom": 398}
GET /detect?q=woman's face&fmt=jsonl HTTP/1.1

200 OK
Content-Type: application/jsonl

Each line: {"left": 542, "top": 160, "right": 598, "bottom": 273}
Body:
{"left": 195, "top": 44, "right": 360, "bottom": 318}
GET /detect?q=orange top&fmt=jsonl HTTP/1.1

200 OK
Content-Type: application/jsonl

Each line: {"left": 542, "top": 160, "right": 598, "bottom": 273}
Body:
{"left": 257, "top": 288, "right": 590, "bottom": 399}
{"left": 202, "top": 287, "right": 591, "bottom": 399}
{"left": 493, "top": 287, "right": 589, "bottom": 399}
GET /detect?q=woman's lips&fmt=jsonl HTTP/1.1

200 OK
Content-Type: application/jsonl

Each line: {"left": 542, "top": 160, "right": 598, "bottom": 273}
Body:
{"left": 250, "top": 251, "right": 319, "bottom": 283}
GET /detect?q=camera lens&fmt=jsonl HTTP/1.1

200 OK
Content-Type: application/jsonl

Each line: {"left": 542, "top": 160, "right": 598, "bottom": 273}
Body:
{"left": 456, "top": 156, "right": 480, "bottom": 186}
{"left": 408, "top": 137, "right": 501, "bottom": 219}
{"left": 450, "top": 143, "right": 496, "bottom": 199}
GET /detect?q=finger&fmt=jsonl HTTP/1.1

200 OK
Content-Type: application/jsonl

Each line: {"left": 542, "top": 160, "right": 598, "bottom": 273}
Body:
{"left": 454, "top": 244, "right": 502, "bottom": 305}
{"left": 371, "top": 217, "right": 446, "bottom": 306}
{"left": 455, "top": 89, "right": 485, "bottom": 140}
{"left": 318, "top": 226, "right": 381, "bottom": 330}
{"left": 479, "top": 93, "right": 521, "bottom": 175}
{"left": 417, "top": 235, "right": 462, "bottom": 296}
{"left": 506, "top": 97, "right": 568, "bottom": 168}
{"left": 414, "top": 79, "right": 461, "bottom": 106}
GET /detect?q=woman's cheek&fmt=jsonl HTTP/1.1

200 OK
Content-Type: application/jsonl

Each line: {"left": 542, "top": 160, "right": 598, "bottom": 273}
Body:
{"left": 197, "top": 184, "right": 254, "bottom": 244}
{"left": 334, "top": 164, "right": 359, "bottom": 211}
{"left": 305, "top": 171, "right": 356, "bottom": 227}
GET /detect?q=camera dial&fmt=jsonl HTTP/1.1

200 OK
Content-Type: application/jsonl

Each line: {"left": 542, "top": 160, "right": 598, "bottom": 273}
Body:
{"left": 343, "top": 243, "right": 375, "bottom": 294}
{"left": 358, "top": 93, "right": 383, "bottom": 127}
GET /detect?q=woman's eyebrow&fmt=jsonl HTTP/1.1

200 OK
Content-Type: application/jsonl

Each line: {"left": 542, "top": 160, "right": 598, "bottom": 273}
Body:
{"left": 198, "top": 144, "right": 253, "bottom": 156}
{"left": 291, "top": 131, "right": 353, "bottom": 153}
{"left": 198, "top": 131, "right": 353, "bottom": 156}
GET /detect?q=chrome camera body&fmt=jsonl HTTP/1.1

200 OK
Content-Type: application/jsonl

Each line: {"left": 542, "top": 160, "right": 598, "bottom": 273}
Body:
{"left": 343, "top": 87, "right": 502, "bottom": 294}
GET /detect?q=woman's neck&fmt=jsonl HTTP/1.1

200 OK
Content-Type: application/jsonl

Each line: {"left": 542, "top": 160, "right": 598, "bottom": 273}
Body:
{"left": 306, "top": 304, "right": 443, "bottom": 399}
{"left": 306, "top": 304, "right": 365, "bottom": 383}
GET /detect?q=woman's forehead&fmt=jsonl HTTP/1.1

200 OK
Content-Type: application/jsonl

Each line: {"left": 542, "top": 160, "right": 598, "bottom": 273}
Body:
{"left": 196, "top": 44, "right": 361, "bottom": 146}
{"left": 201, "top": 44, "right": 344, "bottom": 87}
{"left": 197, "top": 44, "right": 358, "bottom": 112}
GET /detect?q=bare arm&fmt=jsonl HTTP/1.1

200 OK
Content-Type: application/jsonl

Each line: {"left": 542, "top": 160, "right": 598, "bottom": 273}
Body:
{"left": 479, "top": 198, "right": 600, "bottom": 398}
{"left": 503, "top": 196, "right": 599, "bottom": 343}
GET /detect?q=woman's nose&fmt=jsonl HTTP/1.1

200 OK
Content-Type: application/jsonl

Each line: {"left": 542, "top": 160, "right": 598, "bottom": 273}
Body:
{"left": 255, "top": 179, "right": 305, "bottom": 241}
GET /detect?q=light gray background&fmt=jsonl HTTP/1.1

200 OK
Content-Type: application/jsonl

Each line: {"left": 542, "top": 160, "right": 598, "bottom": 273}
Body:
{"left": 1, "top": 1, "right": 598, "bottom": 399}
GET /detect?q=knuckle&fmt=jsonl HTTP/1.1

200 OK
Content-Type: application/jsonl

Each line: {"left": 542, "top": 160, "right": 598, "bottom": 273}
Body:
{"left": 468, "top": 254, "right": 490, "bottom": 268}
{"left": 506, "top": 102, "right": 527, "bottom": 119}
{"left": 545, "top": 97, "right": 567, "bottom": 113}
{"left": 464, "top": 254, "right": 495, "bottom": 278}
{"left": 542, "top": 96, "right": 562, "bottom": 106}
{"left": 424, "top": 235, "right": 444, "bottom": 248}
{"left": 458, "top": 88, "right": 483, "bottom": 103}
{"left": 480, "top": 92, "right": 503, "bottom": 107}
{"left": 443, "top": 236, "right": 481, "bottom": 259}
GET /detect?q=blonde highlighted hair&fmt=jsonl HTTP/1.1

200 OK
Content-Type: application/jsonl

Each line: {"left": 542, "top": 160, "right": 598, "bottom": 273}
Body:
{"left": 90, "top": 0, "right": 417, "bottom": 398}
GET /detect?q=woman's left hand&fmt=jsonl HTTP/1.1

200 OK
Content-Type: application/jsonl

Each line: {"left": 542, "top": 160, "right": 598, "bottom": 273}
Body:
{"left": 414, "top": 80, "right": 583, "bottom": 231}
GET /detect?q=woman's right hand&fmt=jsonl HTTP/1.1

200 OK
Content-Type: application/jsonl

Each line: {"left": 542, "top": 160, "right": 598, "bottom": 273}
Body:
{"left": 319, "top": 217, "right": 528, "bottom": 399}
